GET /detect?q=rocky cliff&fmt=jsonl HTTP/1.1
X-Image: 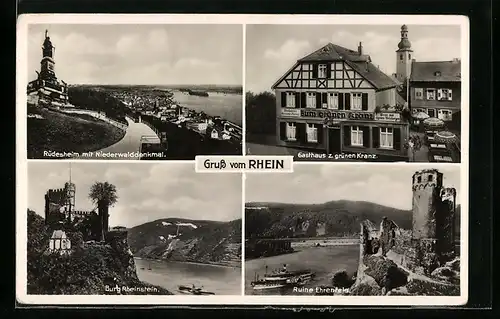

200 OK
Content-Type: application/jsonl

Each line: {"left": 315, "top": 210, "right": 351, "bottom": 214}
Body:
{"left": 128, "top": 218, "right": 242, "bottom": 267}
{"left": 319, "top": 219, "right": 460, "bottom": 296}
{"left": 27, "top": 210, "right": 172, "bottom": 295}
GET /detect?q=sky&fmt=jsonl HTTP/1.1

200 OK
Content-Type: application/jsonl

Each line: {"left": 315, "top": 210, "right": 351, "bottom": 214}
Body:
{"left": 246, "top": 24, "right": 462, "bottom": 93}
{"left": 27, "top": 24, "right": 243, "bottom": 85}
{"left": 28, "top": 162, "right": 242, "bottom": 227}
{"left": 245, "top": 165, "right": 461, "bottom": 210}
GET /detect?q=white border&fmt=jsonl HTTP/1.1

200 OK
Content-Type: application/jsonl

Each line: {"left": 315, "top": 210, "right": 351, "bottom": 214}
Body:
{"left": 17, "top": 14, "right": 469, "bottom": 306}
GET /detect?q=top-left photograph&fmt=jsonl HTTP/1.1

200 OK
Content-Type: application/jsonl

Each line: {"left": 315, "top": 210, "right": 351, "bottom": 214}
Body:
{"left": 24, "top": 24, "right": 243, "bottom": 160}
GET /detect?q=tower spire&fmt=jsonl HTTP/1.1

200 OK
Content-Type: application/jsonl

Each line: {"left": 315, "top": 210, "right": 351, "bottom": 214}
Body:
{"left": 45, "top": 29, "right": 48, "bottom": 38}
{"left": 69, "top": 162, "right": 72, "bottom": 183}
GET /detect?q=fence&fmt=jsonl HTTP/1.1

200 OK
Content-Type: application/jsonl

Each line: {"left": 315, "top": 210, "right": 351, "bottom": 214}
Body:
{"left": 54, "top": 108, "right": 129, "bottom": 131}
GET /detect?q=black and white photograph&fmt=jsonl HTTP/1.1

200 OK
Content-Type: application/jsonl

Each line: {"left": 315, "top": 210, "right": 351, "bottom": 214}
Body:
{"left": 25, "top": 162, "right": 242, "bottom": 296}
{"left": 245, "top": 164, "right": 462, "bottom": 297}
{"left": 25, "top": 24, "right": 243, "bottom": 160}
{"left": 245, "top": 24, "right": 465, "bottom": 162}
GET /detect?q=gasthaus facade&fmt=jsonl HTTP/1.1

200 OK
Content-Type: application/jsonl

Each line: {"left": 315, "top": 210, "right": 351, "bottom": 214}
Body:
{"left": 272, "top": 42, "right": 410, "bottom": 161}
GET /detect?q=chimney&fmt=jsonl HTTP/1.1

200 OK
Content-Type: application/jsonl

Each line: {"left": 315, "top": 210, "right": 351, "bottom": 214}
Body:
{"left": 358, "top": 42, "right": 363, "bottom": 55}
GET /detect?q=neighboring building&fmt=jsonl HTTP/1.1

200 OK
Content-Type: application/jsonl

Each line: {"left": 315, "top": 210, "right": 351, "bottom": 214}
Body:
{"left": 409, "top": 60, "right": 461, "bottom": 131}
{"left": 394, "top": 24, "right": 462, "bottom": 131}
{"left": 27, "top": 30, "right": 70, "bottom": 107}
{"left": 48, "top": 229, "right": 72, "bottom": 255}
{"left": 272, "top": 41, "right": 410, "bottom": 161}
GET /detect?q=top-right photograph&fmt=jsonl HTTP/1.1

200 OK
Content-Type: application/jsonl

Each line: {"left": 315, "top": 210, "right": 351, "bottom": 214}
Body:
{"left": 245, "top": 24, "right": 465, "bottom": 162}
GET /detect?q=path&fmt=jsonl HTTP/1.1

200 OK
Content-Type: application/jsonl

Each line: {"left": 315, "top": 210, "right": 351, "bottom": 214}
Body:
{"left": 84, "top": 117, "right": 159, "bottom": 160}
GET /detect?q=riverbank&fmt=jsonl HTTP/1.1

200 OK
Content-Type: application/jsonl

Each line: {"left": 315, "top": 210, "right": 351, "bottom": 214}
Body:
{"left": 135, "top": 257, "right": 242, "bottom": 295}
{"left": 135, "top": 257, "right": 241, "bottom": 269}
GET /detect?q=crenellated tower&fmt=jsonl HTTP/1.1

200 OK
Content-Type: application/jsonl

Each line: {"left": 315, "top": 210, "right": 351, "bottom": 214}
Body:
{"left": 411, "top": 169, "right": 443, "bottom": 240}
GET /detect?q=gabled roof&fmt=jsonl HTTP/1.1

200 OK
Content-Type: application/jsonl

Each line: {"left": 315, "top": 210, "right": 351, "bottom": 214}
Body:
{"left": 298, "top": 43, "right": 371, "bottom": 63}
{"left": 272, "top": 43, "right": 398, "bottom": 90}
{"left": 51, "top": 230, "right": 67, "bottom": 239}
{"left": 410, "top": 60, "right": 461, "bottom": 82}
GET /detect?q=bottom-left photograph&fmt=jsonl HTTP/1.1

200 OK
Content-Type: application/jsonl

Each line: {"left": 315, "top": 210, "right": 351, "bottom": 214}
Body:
{"left": 25, "top": 161, "right": 243, "bottom": 296}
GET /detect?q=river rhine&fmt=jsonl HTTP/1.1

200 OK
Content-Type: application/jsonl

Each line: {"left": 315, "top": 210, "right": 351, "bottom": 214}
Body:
{"left": 245, "top": 245, "right": 359, "bottom": 295}
{"left": 172, "top": 91, "right": 242, "bottom": 126}
{"left": 135, "top": 258, "right": 242, "bottom": 295}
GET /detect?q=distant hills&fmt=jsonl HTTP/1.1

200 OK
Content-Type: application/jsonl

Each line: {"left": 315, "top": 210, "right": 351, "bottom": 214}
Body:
{"left": 127, "top": 218, "right": 242, "bottom": 267}
{"left": 73, "top": 84, "right": 243, "bottom": 94}
{"left": 246, "top": 200, "right": 462, "bottom": 239}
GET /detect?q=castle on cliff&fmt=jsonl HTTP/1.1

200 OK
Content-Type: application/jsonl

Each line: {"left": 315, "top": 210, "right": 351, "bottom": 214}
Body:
{"left": 361, "top": 168, "right": 458, "bottom": 276}
{"left": 44, "top": 180, "right": 109, "bottom": 243}
{"left": 27, "top": 30, "right": 71, "bottom": 108}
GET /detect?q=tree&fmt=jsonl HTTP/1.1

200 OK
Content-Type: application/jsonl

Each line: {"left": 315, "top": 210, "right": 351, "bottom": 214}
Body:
{"left": 88, "top": 182, "right": 118, "bottom": 242}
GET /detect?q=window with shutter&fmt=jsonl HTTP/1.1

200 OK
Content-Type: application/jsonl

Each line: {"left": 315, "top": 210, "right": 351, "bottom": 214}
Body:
{"left": 306, "top": 92, "right": 316, "bottom": 108}
{"left": 437, "top": 89, "right": 443, "bottom": 100}
{"left": 448, "top": 89, "right": 453, "bottom": 101}
{"left": 281, "top": 92, "right": 286, "bottom": 107}
{"left": 352, "top": 93, "right": 363, "bottom": 110}
{"left": 426, "top": 89, "right": 436, "bottom": 100}
{"left": 415, "top": 88, "right": 423, "bottom": 100}
{"left": 328, "top": 93, "right": 339, "bottom": 109}
{"left": 295, "top": 93, "right": 300, "bottom": 108}
{"left": 300, "top": 92, "right": 306, "bottom": 108}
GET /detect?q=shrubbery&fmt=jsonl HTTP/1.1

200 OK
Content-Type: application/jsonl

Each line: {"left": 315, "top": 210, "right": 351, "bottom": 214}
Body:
{"left": 27, "top": 210, "right": 172, "bottom": 295}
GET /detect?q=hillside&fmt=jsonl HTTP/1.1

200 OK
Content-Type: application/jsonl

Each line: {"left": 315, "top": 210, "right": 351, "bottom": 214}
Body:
{"left": 27, "top": 107, "right": 125, "bottom": 159}
{"left": 27, "top": 210, "right": 172, "bottom": 295}
{"left": 128, "top": 218, "right": 242, "bottom": 267}
{"left": 245, "top": 200, "right": 412, "bottom": 238}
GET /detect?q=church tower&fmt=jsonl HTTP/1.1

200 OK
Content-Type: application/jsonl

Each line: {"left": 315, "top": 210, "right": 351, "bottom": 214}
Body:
{"left": 40, "top": 30, "right": 57, "bottom": 82}
{"left": 395, "top": 25, "right": 413, "bottom": 82}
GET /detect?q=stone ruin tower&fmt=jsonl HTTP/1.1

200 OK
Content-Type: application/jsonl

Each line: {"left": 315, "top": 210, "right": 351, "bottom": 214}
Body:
{"left": 411, "top": 169, "right": 457, "bottom": 272}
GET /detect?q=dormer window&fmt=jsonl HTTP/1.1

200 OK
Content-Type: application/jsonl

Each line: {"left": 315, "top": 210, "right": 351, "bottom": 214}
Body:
{"left": 434, "top": 71, "right": 441, "bottom": 76}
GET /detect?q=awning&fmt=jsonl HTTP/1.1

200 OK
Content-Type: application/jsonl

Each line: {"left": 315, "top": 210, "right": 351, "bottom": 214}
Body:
{"left": 434, "top": 131, "right": 460, "bottom": 144}
{"left": 423, "top": 117, "right": 445, "bottom": 128}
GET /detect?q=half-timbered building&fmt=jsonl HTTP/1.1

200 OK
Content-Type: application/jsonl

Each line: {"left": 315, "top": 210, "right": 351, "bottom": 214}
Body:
{"left": 272, "top": 42, "right": 410, "bottom": 161}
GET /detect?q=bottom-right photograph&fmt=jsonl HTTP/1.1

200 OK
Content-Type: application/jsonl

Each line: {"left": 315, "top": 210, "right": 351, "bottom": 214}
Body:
{"left": 244, "top": 164, "right": 462, "bottom": 297}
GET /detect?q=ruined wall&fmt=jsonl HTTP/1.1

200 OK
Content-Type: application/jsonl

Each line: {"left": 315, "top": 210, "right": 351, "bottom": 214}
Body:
{"left": 45, "top": 188, "right": 67, "bottom": 225}
{"left": 439, "top": 187, "right": 457, "bottom": 261}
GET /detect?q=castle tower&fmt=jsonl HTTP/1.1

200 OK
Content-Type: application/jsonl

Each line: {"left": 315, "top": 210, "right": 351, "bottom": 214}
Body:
{"left": 395, "top": 25, "right": 413, "bottom": 83}
{"left": 40, "top": 30, "right": 57, "bottom": 82}
{"left": 411, "top": 169, "right": 443, "bottom": 240}
{"left": 439, "top": 187, "right": 457, "bottom": 260}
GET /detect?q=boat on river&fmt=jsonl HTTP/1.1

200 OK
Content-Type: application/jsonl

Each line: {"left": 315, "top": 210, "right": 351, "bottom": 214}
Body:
{"left": 250, "top": 264, "right": 315, "bottom": 290}
{"left": 178, "top": 285, "right": 216, "bottom": 295}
